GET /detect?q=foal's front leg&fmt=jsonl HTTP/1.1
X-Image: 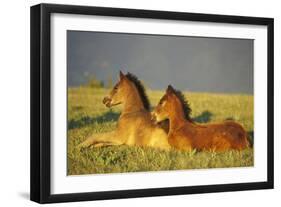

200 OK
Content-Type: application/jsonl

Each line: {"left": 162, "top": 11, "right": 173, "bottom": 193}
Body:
{"left": 77, "top": 131, "right": 123, "bottom": 149}
{"left": 93, "top": 142, "right": 123, "bottom": 148}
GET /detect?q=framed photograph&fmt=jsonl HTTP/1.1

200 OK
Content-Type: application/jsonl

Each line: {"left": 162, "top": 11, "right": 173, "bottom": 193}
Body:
{"left": 30, "top": 3, "right": 274, "bottom": 203}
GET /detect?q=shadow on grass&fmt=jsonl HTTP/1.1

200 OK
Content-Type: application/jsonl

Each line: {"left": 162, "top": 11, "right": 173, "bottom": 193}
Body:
{"left": 193, "top": 110, "right": 213, "bottom": 123}
{"left": 71, "top": 106, "right": 84, "bottom": 111}
{"left": 68, "top": 110, "right": 120, "bottom": 130}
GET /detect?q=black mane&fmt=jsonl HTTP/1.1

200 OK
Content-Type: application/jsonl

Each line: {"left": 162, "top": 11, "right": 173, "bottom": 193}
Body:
{"left": 171, "top": 88, "right": 192, "bottom": 120}
{"left": 125, "top": 73, "right": 151, "bottom": 110}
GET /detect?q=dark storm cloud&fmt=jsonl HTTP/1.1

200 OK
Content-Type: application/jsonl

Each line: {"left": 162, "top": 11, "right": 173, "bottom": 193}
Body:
{"left": 67, "top": 31, "right": 253, "bottom": 94}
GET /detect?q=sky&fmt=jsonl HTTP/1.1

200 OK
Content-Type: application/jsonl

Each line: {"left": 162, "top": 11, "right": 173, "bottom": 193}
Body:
{"left": 67, "top": 31, "right": 253, "bottom": 94}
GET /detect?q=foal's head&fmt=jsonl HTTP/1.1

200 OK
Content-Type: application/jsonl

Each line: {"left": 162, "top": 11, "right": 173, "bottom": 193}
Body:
{"left": 151, "top": 85, "right": 192, "bottom": 123}
{"left": 103, "top": 71, "right": 150, "bottom": 110}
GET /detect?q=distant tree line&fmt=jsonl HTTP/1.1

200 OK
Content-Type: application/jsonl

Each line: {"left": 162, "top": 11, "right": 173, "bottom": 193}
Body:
{"left": 85, "top": 73, "right": 113, "bottom": 89}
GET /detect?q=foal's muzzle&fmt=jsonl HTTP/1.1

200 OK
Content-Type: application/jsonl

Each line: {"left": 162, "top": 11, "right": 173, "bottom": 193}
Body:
{"left": 103, "top": 97, "right": 112, "bottom": 108}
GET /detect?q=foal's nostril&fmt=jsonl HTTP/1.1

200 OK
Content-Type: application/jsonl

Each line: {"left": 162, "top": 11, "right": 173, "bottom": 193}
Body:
{"left": 103, "top": 97, "right": 110, "bottom": 104}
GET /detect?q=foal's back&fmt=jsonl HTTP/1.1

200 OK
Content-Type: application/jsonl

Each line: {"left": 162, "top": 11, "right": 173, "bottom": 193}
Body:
{"left": 174, "top": 120, "right": 250, "bottom": 151}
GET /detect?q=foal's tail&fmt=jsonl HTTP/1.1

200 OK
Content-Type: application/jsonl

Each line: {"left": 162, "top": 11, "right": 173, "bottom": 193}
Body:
{"left": 246, "top": 133, "right": 254, "bottom": 148}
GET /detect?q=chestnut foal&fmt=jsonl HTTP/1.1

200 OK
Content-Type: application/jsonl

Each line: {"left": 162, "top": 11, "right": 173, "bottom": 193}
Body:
{"left": 151, "top": 85, "right": 250, "bottom": 151}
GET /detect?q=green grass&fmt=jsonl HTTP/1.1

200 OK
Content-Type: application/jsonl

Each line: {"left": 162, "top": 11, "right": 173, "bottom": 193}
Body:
{"left": 67, "top": 87, "right": 254, "bottom": 175}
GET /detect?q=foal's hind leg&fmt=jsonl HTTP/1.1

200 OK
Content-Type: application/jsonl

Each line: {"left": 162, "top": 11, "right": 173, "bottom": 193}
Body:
{"left": 77, "top": 131, "right": 123, "bottom": 149}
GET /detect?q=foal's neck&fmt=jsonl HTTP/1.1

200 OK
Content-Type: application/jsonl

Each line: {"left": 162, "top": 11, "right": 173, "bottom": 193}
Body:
{"left": 122, "top": 85, "right": 146, "bottom": 115}
{"left": 169, "top": 101, "right": 188, "bottom": 132}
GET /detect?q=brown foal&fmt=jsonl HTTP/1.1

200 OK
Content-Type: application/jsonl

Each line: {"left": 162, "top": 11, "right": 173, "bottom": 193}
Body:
{"left": 151, "top": 85, "right": 250, "bottom": 151}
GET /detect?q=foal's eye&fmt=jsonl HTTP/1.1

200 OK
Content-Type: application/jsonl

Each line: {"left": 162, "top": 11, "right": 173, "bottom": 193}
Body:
{"left": 114, "top": 86, "right": 118, "bottom": 90}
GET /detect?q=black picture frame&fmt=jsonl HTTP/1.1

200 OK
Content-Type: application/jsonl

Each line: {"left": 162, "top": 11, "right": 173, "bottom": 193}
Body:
{"left": 30, "top": 3, "right": 274, "bottom": 204}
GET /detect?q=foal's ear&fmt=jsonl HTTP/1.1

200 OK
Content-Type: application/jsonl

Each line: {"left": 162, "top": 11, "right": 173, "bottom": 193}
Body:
{"left": 166, "top": 85, "right": 174, "bottom": 94}
{"left": 119, "top": 71, "right": 126, "bottom": 80}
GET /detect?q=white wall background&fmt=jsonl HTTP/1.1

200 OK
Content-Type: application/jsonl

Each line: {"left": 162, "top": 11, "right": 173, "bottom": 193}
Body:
{"left": 0, "top": 0, "right": 279, "bottom": 206}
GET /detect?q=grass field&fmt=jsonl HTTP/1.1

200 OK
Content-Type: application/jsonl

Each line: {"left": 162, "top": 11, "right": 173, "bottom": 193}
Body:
{"left": 67, "top": 87, "right": 254, "bottom": 175}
